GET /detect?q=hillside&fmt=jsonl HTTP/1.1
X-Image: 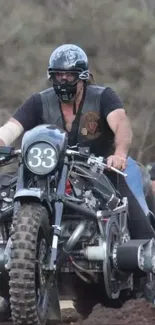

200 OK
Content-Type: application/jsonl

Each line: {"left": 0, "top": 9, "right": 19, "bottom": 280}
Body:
{"left": 0, "top": 0, "right": 155, "bottom": 162}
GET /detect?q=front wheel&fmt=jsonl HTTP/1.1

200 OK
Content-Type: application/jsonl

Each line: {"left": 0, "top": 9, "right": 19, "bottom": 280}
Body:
{"left": 9, "top": 203, "right": 50, "bottom": 325}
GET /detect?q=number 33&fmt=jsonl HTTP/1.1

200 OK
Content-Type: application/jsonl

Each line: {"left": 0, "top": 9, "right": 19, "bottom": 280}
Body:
{"left": 28, "top": 147, "right": 55, "bottom": 168}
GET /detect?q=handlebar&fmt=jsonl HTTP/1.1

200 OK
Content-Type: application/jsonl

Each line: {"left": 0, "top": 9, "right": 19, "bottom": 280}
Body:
{"left": 0, "top": 148, "right": 21, "bottom": 164}
{"left": 0, "top": 146, "right": 127, "bottom": 177}
{"left": 66, "top": 149, "right": 127, "bottom": 178}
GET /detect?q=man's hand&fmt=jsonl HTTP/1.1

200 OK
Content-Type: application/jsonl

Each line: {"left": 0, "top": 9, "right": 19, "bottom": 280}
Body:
{"left": 107, "top": 154, "right": 127, "bottom": 171}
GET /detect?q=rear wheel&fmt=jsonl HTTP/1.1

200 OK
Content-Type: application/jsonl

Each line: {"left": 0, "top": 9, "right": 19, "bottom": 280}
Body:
{"left": 9, "top": 203, "right": 50, "bottom": 325}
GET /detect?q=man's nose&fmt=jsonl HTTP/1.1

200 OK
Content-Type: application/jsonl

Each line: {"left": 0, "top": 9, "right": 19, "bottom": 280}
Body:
{"left": 61, "top": 73, "right": 67, "bottom": 79}
{"left": 61, "top": 74, "right": 68, "bottom": 83}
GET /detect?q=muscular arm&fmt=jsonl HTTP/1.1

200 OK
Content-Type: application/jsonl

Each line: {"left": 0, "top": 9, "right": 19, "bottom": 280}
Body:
{"left": 100, "top": 87, "right": 133, "bottom": 170}
{"left": 0, "top": 118, "right": 24, "bottom": 146}
{"left": 0, "top": 94, "right": 43, "bottom": 146}
{"left": 107, "top": 108, "right": 133, "bottom": 157}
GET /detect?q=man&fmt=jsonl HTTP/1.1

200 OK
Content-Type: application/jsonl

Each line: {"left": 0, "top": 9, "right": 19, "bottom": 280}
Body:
{"left": 0, "top": 44, "right": 154, "bottom": 239}
{"left": 0, "top": 44, "right": 131, "bottom": 170}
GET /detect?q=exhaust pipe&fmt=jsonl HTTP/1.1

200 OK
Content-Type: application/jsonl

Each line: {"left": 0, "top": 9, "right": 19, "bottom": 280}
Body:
{"left": 57, "top": 221, "right": 87, "bottom": 267}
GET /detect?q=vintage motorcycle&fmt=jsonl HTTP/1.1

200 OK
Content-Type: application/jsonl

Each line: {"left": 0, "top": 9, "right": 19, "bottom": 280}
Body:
{"left": 0, "top": 124, "right": 155, "bottom": 325}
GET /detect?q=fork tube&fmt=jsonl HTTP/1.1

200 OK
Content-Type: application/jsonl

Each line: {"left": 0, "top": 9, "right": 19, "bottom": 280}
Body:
{"left": 49, "top": 157, "right": 69, "bottom": 270}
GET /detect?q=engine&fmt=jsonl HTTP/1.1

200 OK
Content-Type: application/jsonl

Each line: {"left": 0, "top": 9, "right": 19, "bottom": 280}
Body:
{"left": 58, "top": 166, "right": 155, "bottom": 301}
{"left": 58, "top": 169, "right": 102, "bottom": 275}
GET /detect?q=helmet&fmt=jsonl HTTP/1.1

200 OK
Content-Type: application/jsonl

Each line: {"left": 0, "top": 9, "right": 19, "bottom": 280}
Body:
{"left": 47, "top": 44, "right": 89, "bottom": 102}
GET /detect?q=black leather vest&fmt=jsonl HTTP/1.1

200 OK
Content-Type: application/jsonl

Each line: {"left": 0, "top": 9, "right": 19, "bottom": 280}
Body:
{"left": 40, "top": 85, "right": 115, "bottom": 157}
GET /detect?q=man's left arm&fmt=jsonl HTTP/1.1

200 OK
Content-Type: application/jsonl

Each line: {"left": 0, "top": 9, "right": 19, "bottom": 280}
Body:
{"left": 106, "top": 108, "right": 133, "bottom": 170}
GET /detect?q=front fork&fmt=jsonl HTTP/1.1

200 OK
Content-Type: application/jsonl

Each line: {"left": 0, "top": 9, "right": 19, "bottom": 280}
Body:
{"left": 48, "top": 157, "right": 69, "bottom": 271}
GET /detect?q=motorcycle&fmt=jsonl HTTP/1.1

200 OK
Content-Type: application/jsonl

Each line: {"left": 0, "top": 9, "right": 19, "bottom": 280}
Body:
{"left": 0, "top": 123, "right": 155, "bottom": 325}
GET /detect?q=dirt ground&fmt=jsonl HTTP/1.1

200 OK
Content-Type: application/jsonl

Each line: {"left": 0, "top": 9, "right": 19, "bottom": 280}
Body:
{"left": 61, "top": 299, "right": 155, "bottom": 325}
{"left": 2, "top": 299, "right": 155, "bottom": 325}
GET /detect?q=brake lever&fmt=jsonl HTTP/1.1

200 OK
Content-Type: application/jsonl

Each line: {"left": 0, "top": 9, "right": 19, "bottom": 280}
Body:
{"left": 102, "top": 158, "right": 127, "bottom": 177}
{"left": 105, "top": 164, "right": 127, "bottom": 177}
{"left": 66, "top": 150, "right": 127, "bottom": 176}
{"left": 87, "top": 155, "right": 127, "bottom": 177}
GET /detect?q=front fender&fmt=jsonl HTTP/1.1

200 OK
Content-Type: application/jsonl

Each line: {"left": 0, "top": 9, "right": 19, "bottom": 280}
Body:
{"left": 14, "top": 188, "right": 52, "bottom": 214}
{"left": 14, "top": 188, "right": 44, "bottom": 201}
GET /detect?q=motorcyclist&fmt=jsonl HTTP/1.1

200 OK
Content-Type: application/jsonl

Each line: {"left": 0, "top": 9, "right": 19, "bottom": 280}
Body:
{"left": 0, "top": 42, "right": 154, "bottom": 233}
{"left": 0, "top": 43, "right": 155, "bottom": 236}
{"left": 0, "top": 44, "right": 154, "bottom": 239}
{"left": 0, "top": 43, "right": 155, "bottom": 318}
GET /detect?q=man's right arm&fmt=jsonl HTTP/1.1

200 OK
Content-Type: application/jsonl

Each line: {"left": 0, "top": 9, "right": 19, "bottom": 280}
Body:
{"left": 0, "top": 118, "right": 24, "bottom": 146}
{"left": 0, "top": 94, "right": 42, "bottom": 146}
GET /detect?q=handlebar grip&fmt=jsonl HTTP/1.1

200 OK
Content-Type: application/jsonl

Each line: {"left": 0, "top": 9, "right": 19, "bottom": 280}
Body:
{"left": 0, "top": 146, "right": 14, "bottom": 156}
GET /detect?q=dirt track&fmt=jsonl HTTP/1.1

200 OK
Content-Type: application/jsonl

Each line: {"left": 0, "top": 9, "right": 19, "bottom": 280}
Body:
{"left": 2, "top": 299, "right": 155, "bottom": 325}
{"left": 61, "top": 299, "right": 155, "bottom": 325}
